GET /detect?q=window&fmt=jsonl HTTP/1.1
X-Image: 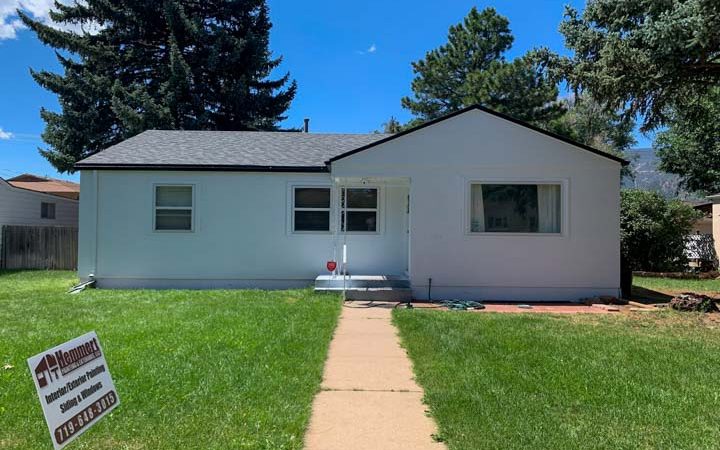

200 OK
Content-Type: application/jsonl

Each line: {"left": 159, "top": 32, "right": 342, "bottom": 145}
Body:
{"left": 155, "top": 185, "right": 193, "bottom": 231}
{"left": 470, "top": 183, "right": 561, "bottom": 234}
{"left": 341, "top": 188, "right": 378, "bottom": 232}
{"left": 293, "top": 187, "right": 331, "bottom": 232}
{"left": 41, "top": 202, "right": 56, "bottom": 219}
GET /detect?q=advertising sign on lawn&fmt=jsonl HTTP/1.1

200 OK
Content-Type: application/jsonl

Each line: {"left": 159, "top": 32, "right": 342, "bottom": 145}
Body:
{"left": 27, "top": 331, "right": 120, "bottom": 450}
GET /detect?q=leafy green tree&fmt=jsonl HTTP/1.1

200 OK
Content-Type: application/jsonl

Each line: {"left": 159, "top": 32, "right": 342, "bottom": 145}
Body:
{"left": 541, "top": 0, "right": 720, "bottom": 132}
{"left": 21, "top": 0, "right": 296, "bottom": 173}
{"left": 655, "top": 89, "right": 720, "bottom": 194}
{"left": 550, "top": 94, "right": 636, "bottom": 158}
{"left": 401, "top": 7, "right": 564, "bottom": 126}
{"left": 621, "top": 189, "right": 701, "bottom": 272}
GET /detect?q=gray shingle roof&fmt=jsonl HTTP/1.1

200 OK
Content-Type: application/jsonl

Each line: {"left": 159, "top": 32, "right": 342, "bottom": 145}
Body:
{"left": 75, "top": 130, "right": 389, "bottom": 170}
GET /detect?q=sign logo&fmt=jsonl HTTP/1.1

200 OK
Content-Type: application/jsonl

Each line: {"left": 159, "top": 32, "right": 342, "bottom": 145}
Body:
{"left": 27, "top": 332, "right": 120, "bottom": 450}
{"left": 34, "top": 337, "right": 102, "bottom": 387}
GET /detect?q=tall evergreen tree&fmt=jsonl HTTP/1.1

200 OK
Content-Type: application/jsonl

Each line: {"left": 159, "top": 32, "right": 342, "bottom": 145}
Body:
{"left": 540, "top": 0, "right": 720, "bottom": 132}
{"left": 21, "top": 0, "right": 297, "bottom": 173}
{"left": 401, "top": 7, "right": 564, "bottom": 126}
{"left": 377, "top": 116, "right": 403, "bottom": 134}
{"left": 538, "top": 0, "right": 720, "bottom": 192}
{"left": 550, "top": 94, "right": 636, "bottom": 157}
{"left": 655, "top": 88, "right": 720, "bottom": 194}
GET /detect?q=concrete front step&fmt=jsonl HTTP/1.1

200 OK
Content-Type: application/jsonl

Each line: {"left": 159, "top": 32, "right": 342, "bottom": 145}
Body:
{"left": 314, "top": 275, "right": 412, "bottom": 301}
{"left": 343, "top": 288, "right": 412, "bottom": 302}
{"left": 315, "top": 275, "right": 410, "bottom": 289}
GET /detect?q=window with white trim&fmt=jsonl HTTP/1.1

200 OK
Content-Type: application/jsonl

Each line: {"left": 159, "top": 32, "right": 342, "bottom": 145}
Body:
{"left": 470, "top": 183, "right": 561, "bottom": 233}
{"left": 293, "top": 187, "right": 331, "bottom": 232}
{"left": 341, "top": 188, "right": 378, "bottom": 232}
{"left": 154, "top": 185, "right": 193, "bottom": 231}
{"left": 41, "top": 202, "right": 56, "bottom": 219}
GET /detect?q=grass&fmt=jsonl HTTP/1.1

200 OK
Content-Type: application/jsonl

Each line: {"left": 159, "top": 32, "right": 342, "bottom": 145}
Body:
{"left": 0, "top": 270, "right": 341, "bottom": 450}
{"left": 394, "top": 309, "right": 720, "bottom": 450}
{"left": 634, "top": 276, "right": 720, "bottom": 298}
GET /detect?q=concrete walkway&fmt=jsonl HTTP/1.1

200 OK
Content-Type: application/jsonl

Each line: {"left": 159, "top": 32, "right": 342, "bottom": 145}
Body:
{"left": 304, "top": 302, "right": 446, "bottom": 450}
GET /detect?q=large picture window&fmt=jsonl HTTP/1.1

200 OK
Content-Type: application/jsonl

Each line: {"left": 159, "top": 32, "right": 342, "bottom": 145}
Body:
{"left": 155, "top": 185, "right": 193, "bottom": 231}
{"left": 341, "top": 188, "right": 378, "bottom": 232}
{"left": 470, "top": 183, "right": 561, "bottom": 234}
{"left": 293, "top": 187, "right": 331, "bottom": 232}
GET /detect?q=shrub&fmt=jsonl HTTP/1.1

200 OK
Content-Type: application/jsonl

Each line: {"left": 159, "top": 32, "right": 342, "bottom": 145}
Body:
{"left": 621, "top": 189, "right": 702, "bottom": 272}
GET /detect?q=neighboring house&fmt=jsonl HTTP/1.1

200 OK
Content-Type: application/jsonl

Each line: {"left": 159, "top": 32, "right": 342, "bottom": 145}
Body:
{"left": 0, "top": 175, "right": 79, "bottom": 268}
{"left": 705, "top": 195, "right": 720, "bottom": 262}
{"left": 0, "top": 176, "right": 79, "bottom": 227}
{"left": 686, "top": 200, "right": 717, "bottom": 270}
{"left": 6, "top": 174, "right": 80, "bottom": 200}
{"left": 690, "top": 201, "right": 714, "bottom": 235}
{"left": 75, "top": 105, "right": 627, "bottom": 301}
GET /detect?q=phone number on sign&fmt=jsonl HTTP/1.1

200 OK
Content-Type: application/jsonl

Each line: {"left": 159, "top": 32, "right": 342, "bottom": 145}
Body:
{"left": 54, "top": 390, "right": 117, "bottom": 445}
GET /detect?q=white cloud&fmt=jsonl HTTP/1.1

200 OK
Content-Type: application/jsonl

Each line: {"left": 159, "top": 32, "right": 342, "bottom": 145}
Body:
{"left": 356, "top": 43, "right": 377, "bottom": 55}
{"left": 0, "top": 0, "right": 95, "bottom": 40}
{"left": 0, "top": 128, "right": 14, "bottom": 139}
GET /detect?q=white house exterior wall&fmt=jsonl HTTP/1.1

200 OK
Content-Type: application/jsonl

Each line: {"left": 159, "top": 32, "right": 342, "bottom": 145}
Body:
{"left": 331, "top": 109, "right": 622, "bottom": 301}
{"left": 78, "top": 170, "right": 409, "bottom": 288}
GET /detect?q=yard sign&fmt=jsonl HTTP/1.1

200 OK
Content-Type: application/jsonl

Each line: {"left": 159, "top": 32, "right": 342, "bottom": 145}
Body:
{"left": 27, "top": 331, "right": 120, "bottom": 449}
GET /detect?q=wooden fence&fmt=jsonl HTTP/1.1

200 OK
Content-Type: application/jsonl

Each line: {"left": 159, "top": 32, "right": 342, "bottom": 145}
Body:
{"left": 0, "top": 225, "right": 78, "bottom": 270}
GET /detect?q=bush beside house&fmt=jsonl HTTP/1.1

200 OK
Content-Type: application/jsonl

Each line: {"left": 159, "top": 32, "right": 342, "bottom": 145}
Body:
{"left": 621, "top": 189, "right": 702, "bottom": 272}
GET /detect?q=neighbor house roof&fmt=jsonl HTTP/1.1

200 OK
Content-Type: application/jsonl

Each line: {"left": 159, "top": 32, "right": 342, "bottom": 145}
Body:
{"left": 7, "top": 174, "right": 80, "bottom": 200}
{"left": 75, "top": 131, "right": 390, "bottom": 171}
{"left": 74, "top": 105, "right": 629, "bottom": 172}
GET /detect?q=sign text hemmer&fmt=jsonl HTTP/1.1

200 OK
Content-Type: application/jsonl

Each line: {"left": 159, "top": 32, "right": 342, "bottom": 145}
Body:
{"left": 27, "top": 331, "right": 120, "bottom": 449}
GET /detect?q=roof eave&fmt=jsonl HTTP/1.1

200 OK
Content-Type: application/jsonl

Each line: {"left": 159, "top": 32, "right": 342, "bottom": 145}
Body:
{"left": 73, "top": 163, "right": 329, "bottom": 173}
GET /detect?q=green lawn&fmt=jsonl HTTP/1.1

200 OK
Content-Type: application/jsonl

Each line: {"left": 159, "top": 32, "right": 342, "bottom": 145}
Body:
{"left": 0, "top": 271, "right": 341, "bottom": 450}
{"left": 634, "top": 276, "right": 720, "bottom": 298}
{"left": 394, "top": 309, "right": 720, "bottom": 450}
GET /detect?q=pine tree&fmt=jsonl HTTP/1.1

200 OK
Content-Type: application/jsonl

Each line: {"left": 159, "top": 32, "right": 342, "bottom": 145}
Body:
{"left": 378, "top": 116, "right": 403, "bottom": 134}
{"left": 401, "top": 7, "right": 564, "bottom": 126}
{"left": 21, "top": 0, "right": 297, "bottom": 173}
{"left": 541, "top": 0, "right": 720, "bottom": 132}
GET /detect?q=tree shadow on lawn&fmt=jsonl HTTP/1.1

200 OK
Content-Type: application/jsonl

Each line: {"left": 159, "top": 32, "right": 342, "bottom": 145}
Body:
{"left": 631, "top": 285, "right": 674, "bottom": 304}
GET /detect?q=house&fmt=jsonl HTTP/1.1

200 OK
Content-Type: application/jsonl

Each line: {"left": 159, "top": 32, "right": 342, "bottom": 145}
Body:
{"left": 701, "top": 195, "right": 720, "bottom": 262}
{"left": 690, "top": 201, "right": 714, "bottom": 235}
{"left": 0, "top": 175, "right": 79, "bottom": 269}
{"left": 6, "top": 174, "right": 80, "bottom": 200}
{"left": 0, "top": 176, "right": 79, "bottom": 228}
{"left": 75, "top": 105, "right": 627, "bottom": 301}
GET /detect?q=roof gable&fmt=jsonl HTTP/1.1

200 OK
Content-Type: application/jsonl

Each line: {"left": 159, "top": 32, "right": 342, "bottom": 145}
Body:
{"left": 328, "top": 105, "right": 629, "bottom": 166}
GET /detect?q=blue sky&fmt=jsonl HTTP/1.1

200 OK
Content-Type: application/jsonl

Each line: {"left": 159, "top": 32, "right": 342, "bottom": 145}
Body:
{"left": 0, "top": 0, "right": 652, "bottom": 182}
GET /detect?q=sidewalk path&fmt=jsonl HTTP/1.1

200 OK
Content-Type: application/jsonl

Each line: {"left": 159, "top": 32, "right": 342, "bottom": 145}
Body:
{"left": 304, "top": 302, "right": 446, "bottom": 450}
